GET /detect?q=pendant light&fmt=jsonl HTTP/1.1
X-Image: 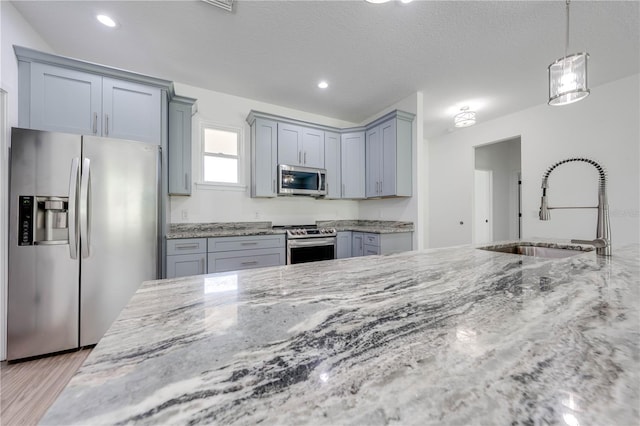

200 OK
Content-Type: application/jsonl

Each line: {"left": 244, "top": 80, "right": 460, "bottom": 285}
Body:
{"left": 548, "top": 0, "right": 590, "bottom": 106}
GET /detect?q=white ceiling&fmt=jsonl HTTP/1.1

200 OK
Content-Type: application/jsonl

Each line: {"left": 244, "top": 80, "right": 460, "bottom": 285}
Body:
{"left": 10, "top": 0, "right": 640, "bottom": 138}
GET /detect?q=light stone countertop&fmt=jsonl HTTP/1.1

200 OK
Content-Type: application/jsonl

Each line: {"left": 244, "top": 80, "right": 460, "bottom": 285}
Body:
{"left": 41, "top": 242, "right": 639, "bottom": 425}
{"left": 166, "top": 220, "right": 413, "bottom": 239}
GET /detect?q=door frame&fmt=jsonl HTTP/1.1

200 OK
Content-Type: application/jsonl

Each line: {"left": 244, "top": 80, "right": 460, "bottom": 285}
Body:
{"left": 1, "top": 88, "right": 8, "bottom": 360}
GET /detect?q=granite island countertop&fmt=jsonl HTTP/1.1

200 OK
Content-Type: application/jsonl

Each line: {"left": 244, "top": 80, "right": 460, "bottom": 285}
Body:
{"left": 166, "top": 220, "right": 413, "bottom": 239}
{"left": 41, "top": 243, "right": 639, "bottom": 425}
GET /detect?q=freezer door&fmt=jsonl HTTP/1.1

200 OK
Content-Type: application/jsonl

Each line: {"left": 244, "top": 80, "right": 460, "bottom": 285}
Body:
{"left": 8, "top": 128, "right": 80, "bottom": 361}
{"left": 79, "top": 136, "right": 159, "bottom": 346}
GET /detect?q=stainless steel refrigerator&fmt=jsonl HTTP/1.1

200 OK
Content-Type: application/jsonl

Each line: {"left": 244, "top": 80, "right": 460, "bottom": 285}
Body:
{"left": 8, "top": 128, "right": 160, "bottom": 361}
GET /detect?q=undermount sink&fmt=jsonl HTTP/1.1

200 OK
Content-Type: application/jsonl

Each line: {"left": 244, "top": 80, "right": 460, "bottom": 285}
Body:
{"left": 478, "top": 243, "right": 593, "bottom": 259}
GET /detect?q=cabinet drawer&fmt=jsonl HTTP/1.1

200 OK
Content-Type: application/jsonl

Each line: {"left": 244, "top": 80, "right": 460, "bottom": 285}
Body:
{"left": 364, "top": 233, "right": 380, "bottom": 246}
{"left": 363, "top": 244, "right": 380, "bottom": 256}
{"left": 208, "top": 248, "right": 285, "bottom": 273}
{"left": 166, "top": 253, "right": 207, "bottom": 278}
{"left": 167, "top": 238, "right": 207, "bottom": 255}
{"left": 208, "top": 235, "right": 285, "bottom": 252}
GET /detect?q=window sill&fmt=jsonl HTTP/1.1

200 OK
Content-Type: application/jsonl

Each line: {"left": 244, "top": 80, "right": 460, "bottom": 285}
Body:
{"left": 195, "top": 182, "right": 247, "bottom": 192}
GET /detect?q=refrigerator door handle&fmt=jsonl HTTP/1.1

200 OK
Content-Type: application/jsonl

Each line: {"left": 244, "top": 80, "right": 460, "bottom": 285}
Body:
{"left": 80, "top": 158, "right": 92, "bottom": 259}
{"left": 68, "top": 158, "right": 80, "bottom": 259}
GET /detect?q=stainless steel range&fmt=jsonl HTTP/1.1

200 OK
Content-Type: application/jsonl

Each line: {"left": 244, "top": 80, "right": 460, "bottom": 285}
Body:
{"left": 274, "top": 225, "right": 337, "bottom": 265}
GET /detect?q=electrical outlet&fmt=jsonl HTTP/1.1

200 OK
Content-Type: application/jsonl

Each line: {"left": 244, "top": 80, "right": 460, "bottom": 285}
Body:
{"left": 181, "top": 209, "right": 188, "bottom": 220}
{"left": 254, "top": 211, "right": 260, "bottom": 219}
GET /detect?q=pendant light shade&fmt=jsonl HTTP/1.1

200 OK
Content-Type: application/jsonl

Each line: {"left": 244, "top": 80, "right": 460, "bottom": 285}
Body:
{"left": 548, "top": 0, "right": 590, "bottom": 106}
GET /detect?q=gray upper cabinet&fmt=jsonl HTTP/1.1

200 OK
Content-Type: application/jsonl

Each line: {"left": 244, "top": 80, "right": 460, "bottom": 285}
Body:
{"left": 302, "top": 127, "right": 324, "bottom": 168}
{"left": 169, "top": 96, "right": 196, "bottom": 195}
{"left": 277, "top": 122, "right": 301, "bottom": 166}
{"left": 245, "top": 109, "right": 412, "bottom": 200}
{"left": 342, "top": 131, "right": 366, "bottom": 199}
{"left": 28, "top": 62, "right": 102, "bottom": 135}
{"left": 323, "top": 131, "right": 341, "bottom": 199}
{"left": 102, "top": 77, "right": 161, "bottom": 144}
{"left": 365, "top": 111, "right": 414, "bottom": 198}
{"left": 250, "top": 117, "right": 278, "bottom": 197}
{"left": 277, "top": 122, "right": 325, "bottom": 168}
{"left": 18, "top": 48, "right": 164, "bottom": 146}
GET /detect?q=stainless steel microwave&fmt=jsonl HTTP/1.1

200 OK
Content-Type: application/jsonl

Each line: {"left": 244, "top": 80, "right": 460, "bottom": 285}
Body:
{"left": 278, "top": 165, "right": 327, "bottom": 196}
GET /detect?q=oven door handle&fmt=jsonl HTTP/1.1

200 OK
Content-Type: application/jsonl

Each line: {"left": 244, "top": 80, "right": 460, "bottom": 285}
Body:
{"left": 288, "top": 238, "right": 336, "bottom": 247}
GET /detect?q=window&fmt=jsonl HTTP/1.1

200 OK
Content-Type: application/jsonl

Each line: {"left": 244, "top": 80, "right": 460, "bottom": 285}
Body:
{"left": 201, "top": 123, "right": 243, "bottom": 187}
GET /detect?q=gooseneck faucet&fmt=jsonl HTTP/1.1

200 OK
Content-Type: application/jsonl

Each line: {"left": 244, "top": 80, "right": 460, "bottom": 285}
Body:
{"left": 539, "top": 157, "right": 611, "bottom": 256}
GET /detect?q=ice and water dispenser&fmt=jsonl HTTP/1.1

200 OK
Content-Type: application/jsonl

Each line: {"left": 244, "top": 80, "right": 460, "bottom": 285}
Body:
{"left": 18, "top": 195, "right": 69, "bottom": 245}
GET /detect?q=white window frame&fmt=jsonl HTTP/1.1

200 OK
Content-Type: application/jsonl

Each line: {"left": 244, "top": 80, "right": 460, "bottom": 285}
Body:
{"left": 196, "top": 119, "right": 246, "bottom": 191}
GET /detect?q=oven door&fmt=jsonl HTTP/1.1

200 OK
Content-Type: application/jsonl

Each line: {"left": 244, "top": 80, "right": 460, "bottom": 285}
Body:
{"left": 287, "top": 237, "right": 336, "bottom": 265}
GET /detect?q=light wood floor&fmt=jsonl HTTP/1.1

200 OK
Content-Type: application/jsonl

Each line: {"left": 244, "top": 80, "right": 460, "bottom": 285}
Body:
{"left": 0, "top": 349, "right": 92, "bottom": 426}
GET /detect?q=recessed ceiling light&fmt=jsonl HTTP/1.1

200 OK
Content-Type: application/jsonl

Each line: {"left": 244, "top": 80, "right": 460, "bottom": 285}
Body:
{"left": 97, "top": 14, "right": 117, "bottom": 28}
{"left": 318, "top": 81, "right": 329, "bottom": 89}
{"left": 400, "top": 0, "right": 413, "bottom": 3}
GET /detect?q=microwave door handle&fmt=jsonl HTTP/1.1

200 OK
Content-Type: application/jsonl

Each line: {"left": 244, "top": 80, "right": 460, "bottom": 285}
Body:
{"left": 317, "top": 170, "right": 322, "bottom": 190}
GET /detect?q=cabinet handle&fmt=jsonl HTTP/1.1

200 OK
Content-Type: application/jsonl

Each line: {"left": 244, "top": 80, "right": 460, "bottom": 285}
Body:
{"left": 92, "top": 112, "right": 97, "bottom": 134}
{"left": 298, "top": 151, "right": 302, "bottom": 164}
{"left": 176, "top": 244, "right": 199, "bottom": 250}
{"left": 104, "top": 114, "right": 109, "bottom": 136}
{"left": 342, "top": 183, "right": 345, "bottom": 197}
{"left": 184, "top": 173, "right": 189, "bottom": 190}
{"left": 201, "top": 258, "right": 205, "bottom": 273}
{"left": 241, "top": 242, "right": 258, "bottom": 246}
{"left": 304, "top": 152, "right": 307, "bottom": 164}
{"left": 376, "top": 182, "right": 379, "bottom": 194}
{"left": 241, "top": 261, "right": 259, "bottom": 266}
{"left": 273, "top": 179, "right": 276, "bottom": 193}
{"left": 380, "top": 180, "right": 383, "bottom": 194}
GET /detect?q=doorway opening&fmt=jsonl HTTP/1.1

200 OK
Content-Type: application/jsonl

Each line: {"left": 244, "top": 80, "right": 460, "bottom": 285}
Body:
{"left": 473, "top": 137, "right": 521, "bottom": 244}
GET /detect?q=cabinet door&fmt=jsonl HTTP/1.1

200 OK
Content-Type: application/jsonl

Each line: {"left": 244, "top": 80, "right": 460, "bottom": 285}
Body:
{"left": 30, "top": 62, "right": 102, "bottom": 135}
{"left": 166, "top": 253, "right": 206, "bottom": 278}
{"left": 168, "top": 100, "right": 193, "bottom": 195}
{"left": 324, "top": 131, "right": 341, "bottom": 199}
{"left": 252, "top": 118, "right": 278, "bottom": 197}
{"left": 341, "top": 132, "right": 365, "bottom": 199}
{"left": 380, "top": 118, "right": 397, "bottom": 196}
{"left": 277, "top": 122, "right": 302, "bottom": 165}
{"left": 102, "top": 77, "right": 161, "bottom": 144}
{"left": 365, "top": 126, "right": 381, "bottom": 197}
{"left": 352, "top": 232, "right": 364, "bottom": 257}
{"left": 301, "top": 127, "right": 324, "bottom": 168}
{"left": 337, "top": 231, "right": 352, "bottom": 259}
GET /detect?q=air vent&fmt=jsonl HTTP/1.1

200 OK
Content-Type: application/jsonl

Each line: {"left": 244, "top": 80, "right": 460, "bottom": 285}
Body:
{"left": 202, "top": 0, "right": 233, "bottom": 12}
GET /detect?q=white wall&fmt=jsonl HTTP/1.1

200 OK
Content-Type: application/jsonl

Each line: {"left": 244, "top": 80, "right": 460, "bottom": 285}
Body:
{"left": 428, "top": 74, "right": 640, "bottom": 249}
{"left": 0, "top": 1, "right": 55, "bottom": 361}
{"left": 474, "top": 138, "right": 521, "bottom": 241}
{"left": 170, "top": 82, "right": 361, "bottom": 226}
{"left": 357, "top": 92, "right": 425, "bottom": 250}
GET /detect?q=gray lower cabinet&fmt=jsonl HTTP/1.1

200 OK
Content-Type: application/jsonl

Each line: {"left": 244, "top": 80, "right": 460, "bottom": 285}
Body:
{"left": 336, "top": 231, "right": 352, "bottom": 259}
{"left": 169, "top": 96, "right": 197, "bottom": 195}
{"left": 351, "top": 232, "right": 412, "bottom": 258}
{"left": 208, "top": 235, "right": 285, "bottom": 273}
{"left": 166, "top": 238, "right": 207, "bottom": 278}
{"left": 352, "top": 232, "right": 364, "bottom": 257}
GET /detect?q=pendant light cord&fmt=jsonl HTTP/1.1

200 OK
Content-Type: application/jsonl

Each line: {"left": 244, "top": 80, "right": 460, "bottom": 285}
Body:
{"left": 565, "top": 0, "right": 570, "bottom": 59}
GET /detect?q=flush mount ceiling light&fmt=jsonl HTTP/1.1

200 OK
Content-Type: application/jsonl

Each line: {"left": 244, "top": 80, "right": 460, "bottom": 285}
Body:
{"left": 548, "top": 0, "right": 590, "bottom": 106}
{"left": 96, "top": 14, "right": 117, "bottom": 28}
{"left": 454, "top": 106, "right": 476, "bottom": 128}
{"left": 318, "top": 81, "right": 329, "bottom": 89}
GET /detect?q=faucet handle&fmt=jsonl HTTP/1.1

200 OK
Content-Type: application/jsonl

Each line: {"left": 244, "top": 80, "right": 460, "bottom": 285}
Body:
{"left": 571, "top": 238, "right": 608, "bottom": 248}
